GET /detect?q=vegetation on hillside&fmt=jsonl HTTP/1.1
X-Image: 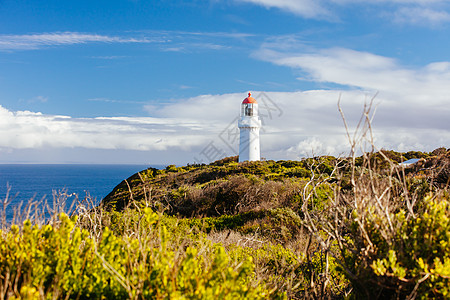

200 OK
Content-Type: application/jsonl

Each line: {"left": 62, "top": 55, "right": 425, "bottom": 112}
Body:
{"left": 1, "top": 144, "right": 449, "bottom": 299}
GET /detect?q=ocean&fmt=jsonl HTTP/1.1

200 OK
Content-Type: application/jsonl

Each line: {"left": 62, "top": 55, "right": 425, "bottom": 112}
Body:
{"left": 0, "top": 164, "right": 163, "bottom": 222}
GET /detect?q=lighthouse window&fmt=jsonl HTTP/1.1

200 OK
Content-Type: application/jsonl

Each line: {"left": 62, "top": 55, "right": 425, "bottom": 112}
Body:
{"left": 245, "top": 104, "right": 253, "bottom": 116}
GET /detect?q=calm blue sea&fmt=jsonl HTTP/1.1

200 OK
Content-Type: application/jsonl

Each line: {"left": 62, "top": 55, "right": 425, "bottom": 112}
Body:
{"left": 0, "top": 164, "right": 163, "bottom": 222}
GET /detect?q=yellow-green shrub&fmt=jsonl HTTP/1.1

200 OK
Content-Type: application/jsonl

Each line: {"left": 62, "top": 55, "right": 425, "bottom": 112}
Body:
{"left": 367, "top": 196, "right": 450, "bottom": 299}
{"left": 0, "top": 209, "right": 272, "bottom": 299}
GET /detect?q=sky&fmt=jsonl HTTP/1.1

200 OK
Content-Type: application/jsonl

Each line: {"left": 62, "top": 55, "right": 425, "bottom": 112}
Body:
{"left": 0, "top": 0, "right": 449, "bottom": 165}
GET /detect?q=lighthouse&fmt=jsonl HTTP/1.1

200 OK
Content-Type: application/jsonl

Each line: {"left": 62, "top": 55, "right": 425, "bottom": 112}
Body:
{"left": 238, "top": 92, "right": 261, "bottom": 162}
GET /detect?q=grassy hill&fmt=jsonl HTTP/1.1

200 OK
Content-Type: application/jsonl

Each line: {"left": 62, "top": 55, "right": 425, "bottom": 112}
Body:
{"left": 1, "top": 148, "right": 450, "bottom": 299}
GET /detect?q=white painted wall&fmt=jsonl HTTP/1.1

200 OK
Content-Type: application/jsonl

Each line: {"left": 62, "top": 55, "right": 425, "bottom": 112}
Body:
{"left": 238, "top": 105, "right": 261, "bottom": 162}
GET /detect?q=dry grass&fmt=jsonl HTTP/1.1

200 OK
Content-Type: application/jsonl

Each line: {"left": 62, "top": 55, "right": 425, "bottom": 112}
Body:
{"left": 206, "top": 229, "right": 266, "bottom": 249}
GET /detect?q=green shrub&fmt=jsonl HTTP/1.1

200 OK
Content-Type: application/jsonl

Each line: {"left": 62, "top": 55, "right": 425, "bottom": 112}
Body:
{"left": 0, "top": 209, "right": 273, "bottom": 299}
{"left": 165, "top": 164, "right": 178, "bottom": 172}
{"left": 368, "top": 196, "right": 450, "bottom": 299}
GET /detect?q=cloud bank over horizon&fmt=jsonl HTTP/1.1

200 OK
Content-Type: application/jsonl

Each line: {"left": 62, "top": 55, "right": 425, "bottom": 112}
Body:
{"left": 1, "top": 84, "right": 448, "bottom": 164}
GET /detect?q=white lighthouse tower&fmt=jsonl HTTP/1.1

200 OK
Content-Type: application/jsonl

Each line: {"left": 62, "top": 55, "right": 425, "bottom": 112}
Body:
{"left": 238, "top": 92, "right": 261, "bottom": 162}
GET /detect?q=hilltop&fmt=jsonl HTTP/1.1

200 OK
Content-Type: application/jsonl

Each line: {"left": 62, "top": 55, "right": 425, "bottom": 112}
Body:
{"left": 99, "top": 148, "right": 450, "bottom": 298}
{"left": 102, "top": 148, "right": 448, "bottom": 216}
{"left": 103, "top": 155, "right": 333, "bottom": 215}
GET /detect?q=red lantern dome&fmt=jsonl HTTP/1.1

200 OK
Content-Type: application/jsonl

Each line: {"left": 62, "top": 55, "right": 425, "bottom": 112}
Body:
{"left": 242, "top": 92, "right": 257, "bottom": 104}
{"left": 241, "top": 92, "right": 258, "bottom": 117}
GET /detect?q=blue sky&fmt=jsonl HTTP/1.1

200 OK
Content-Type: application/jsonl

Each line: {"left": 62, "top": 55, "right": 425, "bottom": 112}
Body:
{"left": 1, "top": 0, "right": 450, "bottom": 164}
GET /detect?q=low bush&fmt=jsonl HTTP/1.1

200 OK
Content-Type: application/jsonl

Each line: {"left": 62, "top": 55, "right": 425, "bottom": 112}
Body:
{"left": 0, "top": 209, "right": 274, "bottom": 299}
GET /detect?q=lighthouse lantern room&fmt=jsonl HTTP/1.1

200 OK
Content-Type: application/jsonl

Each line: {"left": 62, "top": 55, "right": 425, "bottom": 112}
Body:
{"left": 238, "top": 92, "right": 262, "bottom": 162}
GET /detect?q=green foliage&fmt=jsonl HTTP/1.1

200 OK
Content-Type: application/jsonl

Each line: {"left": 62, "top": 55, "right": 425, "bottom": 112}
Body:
{"left": 165, "top": 164, "right": 178, "bottom": 172}
{"left": 102, "top": 157, "right": 327, "bottom": 218}
{"left": 228, "top": 243, "right": 302, "bottom": 296}
{"left": 178, "top": 208, "right": 303, "bottom": 243}
{"left": 0, "top": 209, "right": 272, "bottom": 299}
{"left": 302, "top": 249, "right": 349, "bottom": 297}
{"left": 403, "top": 151, "right": 429, "bottom": 160}
{"left": 211, "top": 156, "right": 239, "bottom": 166}
{"left": 181, "top": 210, "right": 267, "bottom": 233}
{"left": 138, "top": 167, "right": 159, "bottom": 181}
{"left": 169, "top": 185, "right": 190, "bottom": 201}
{"left": 0, "top": 214, "right": 111, "bottom": 299}
{"left": 283, "top": 166, "right": 311, "bottom": 178}
{"left": 266, "top": 208, "right": 303, "bottom": 242}
{"left": 5, "top": 149, "right": 450, "bottom": 299}
{"left": 367, "top": 196, "right": 450, "bottom": 298}
{"left": 328, "top": 189, "right": 450, "bottom": 299}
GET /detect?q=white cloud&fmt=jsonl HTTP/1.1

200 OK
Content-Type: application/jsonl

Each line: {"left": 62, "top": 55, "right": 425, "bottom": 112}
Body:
{"left": 139, "top": 88, "right": 450, "bottom": 161}
{"left": 88, "top": 98, "right": 145, "bottom": 104}
{"left": 1, "top": 84, "right": 448, "bottom": 164}
{"left": 288, "top": 137, "right": 325, "bottom": 156}
{"left": 0, "top": 106, "right": 210, "bottom": 152}
{"left": 25, "top": 96, "right": 49, "bottom": 103}
{"left": 332, "top": 0, "right": 445, "bottom": 4}
{"left": 146, "top": 93, "right": 239, "bottom": 122}
{"left": 393, "top": 7, "right": 450, "bottom": 25}
{"left": 0, "top": 32, "right": 152, "bottom": 51}
{"left": 255, "top": 45, "right": 450, "bottom": 107}
{"left": 89, "top": 55, "right": 129, "bottom": 60}
{"left": 0, "top": 30, "right": 255, "bottom": 53}
{"left": 249, "top": 43, "right": 450, "bottom": 158}
{"left": 236, "top": 0, "right": 450, "bottom": 25}
{"left": 236, "top": 0, "right": 332, "bottom": 19}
